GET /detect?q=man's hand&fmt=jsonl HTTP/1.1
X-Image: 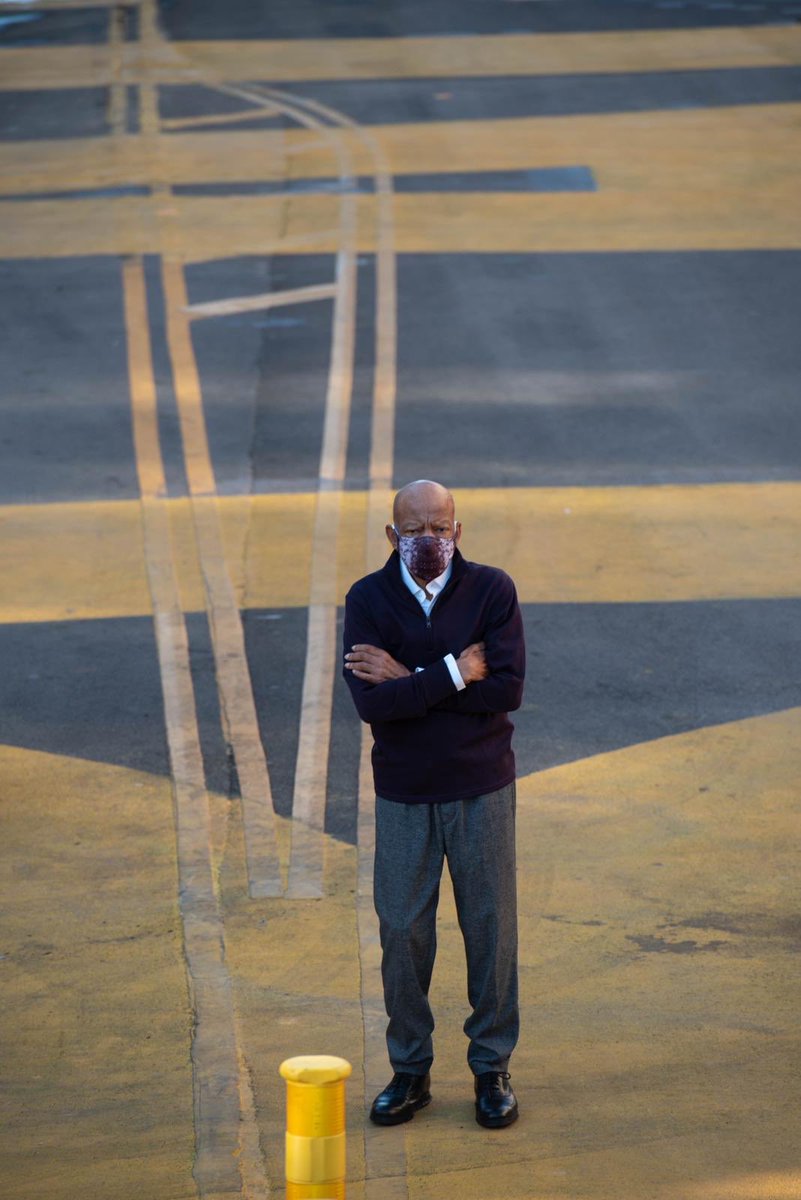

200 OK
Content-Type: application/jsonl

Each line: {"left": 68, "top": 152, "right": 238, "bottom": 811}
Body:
{"left": 456, "top": 642, "right": 488, "bottom": 685}
{"left": 345, "top": 644, "right": 412, "bottom": 684}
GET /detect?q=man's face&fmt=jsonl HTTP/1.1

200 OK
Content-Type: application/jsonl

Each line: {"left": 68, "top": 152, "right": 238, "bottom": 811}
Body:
{"left": 385, "top": 487, "right": 461, "bottom": 551}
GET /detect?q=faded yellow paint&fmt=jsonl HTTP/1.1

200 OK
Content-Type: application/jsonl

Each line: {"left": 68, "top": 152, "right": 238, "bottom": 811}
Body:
{"left": 0, "top": 744, "right": 196, "bottom": 1200}
{"left": 3, "top": 103, "right": 799, "bottom": 254}
{"left": 2, "top": 483, "right": 800, "bottom": 625}
{"left": 3, "top": 26, "right": 801, "bottom": 91}
{"left": 3, "top": 103, "right": 799, "bottom": 197}
{"left": 221, "top": 705, "right": 801, "bottom": 1197}
{"left": 2, "top": 181, "right": 800, "bottom": 259}
{"left": 407, "top": 706, "right": 801, "bottom": 1198}
{"left": 2, "top": 708, "right": 799, "bottom": 1197}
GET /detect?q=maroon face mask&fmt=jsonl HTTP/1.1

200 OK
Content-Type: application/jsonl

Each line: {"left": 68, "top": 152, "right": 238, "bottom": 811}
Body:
{"left": 395, "top": 531, "right": 456, "bottom": 583}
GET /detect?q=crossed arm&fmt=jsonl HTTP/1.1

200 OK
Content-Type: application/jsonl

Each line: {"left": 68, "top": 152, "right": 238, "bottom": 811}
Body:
{"left": 344, "top": 641, "right": 488, "bottom": 685}
{"left": 342, "top": 581, "right": 524, "bottom": 723}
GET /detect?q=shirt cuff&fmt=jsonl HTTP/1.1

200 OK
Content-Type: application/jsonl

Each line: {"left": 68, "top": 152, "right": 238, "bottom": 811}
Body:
{"left": 444, "top": 652, "right": 466, "bottom": 692}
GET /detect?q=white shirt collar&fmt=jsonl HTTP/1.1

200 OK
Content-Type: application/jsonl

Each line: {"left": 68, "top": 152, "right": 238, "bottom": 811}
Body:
{"left": 399, "top": 554, "right": 453, "bottom": 603}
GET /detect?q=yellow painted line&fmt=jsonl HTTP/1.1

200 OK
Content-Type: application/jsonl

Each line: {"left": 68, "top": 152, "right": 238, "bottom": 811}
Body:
{"left": 3, "top": 481, "right": 801, "bottom": 626}
{"left": 247, "top": 89, "right": 361, "bottom": 901}
{"left": 4, "top": 104, "right": 797, "bottom": 199}
{"left": 285, "top": 81, "right": 408, "bottom": 1190}
{"left": 185, "top": 281, "right": 337, "bottom": 319}
{"left": 3, "top": 182, "right": 800, "bottom": 257}
{"left": 127, "top": 35, "right": 285, "bottom": 900}
{"left": 161, "top": 259, "right": 283, "bottom": 899}
{"left": 107, "top": 2, "right": 127, "bottom": 139}
{"left": 3, "top": 26, "right": 801, "bottom": 91}
{"left": 122, "top": 255, "right": 250, "bottom": 1197}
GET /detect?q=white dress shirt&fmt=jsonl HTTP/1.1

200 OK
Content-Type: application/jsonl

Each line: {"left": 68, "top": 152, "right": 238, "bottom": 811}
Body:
{"left": 399, "top": 556, "right": 466, "bottom": 691}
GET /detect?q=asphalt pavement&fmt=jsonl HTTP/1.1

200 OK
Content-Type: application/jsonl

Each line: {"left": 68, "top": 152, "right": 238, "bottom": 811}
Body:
{"left": 1, "top": 2, "right": 800, "bottom": 1198}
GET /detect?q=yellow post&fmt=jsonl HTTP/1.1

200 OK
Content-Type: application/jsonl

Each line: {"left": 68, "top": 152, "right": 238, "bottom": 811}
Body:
{"left": 279, "top": 1055, "right": 353, "bottom": 1200}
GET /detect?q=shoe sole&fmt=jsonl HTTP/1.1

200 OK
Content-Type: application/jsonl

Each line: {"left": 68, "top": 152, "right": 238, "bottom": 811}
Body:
{"left": 369, "top": 1093, "right": 432, "bottom": 1126}
{"left": 475, "top": 1106, "right": 519, "bottom": 1129}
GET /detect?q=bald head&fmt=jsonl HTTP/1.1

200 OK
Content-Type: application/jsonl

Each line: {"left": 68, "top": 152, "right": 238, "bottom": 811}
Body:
{"left": 392, "top": 479, "right": 454, "bottom": 527}
{"left": 386, "top": 479, "right": 461, "bottom": 561}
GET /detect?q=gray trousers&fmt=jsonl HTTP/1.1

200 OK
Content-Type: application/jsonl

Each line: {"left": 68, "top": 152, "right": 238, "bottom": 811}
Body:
{"left": 374, "top": 783, "right": 519, "bottom": 1077}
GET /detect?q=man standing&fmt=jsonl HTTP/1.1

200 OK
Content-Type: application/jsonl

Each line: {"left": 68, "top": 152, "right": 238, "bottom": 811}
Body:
{"left": 343, "top": 479, "right": 525, "bottom": 1129}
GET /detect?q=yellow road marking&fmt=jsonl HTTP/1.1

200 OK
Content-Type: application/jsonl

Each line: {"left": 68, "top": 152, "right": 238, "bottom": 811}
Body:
{"left": 3, "top": 26, "right": 801, "bottom": 91}
{"left": 4, "top": 103, "right": 800, "bottom": 197}
{"left": 107, "top": 2, "right": 127, "bottom": 138}
{"left": 284, "top": 84, "right": 408, "bottom": 1190}
{"left": 161, "top": 260, "right": 283, "bottom": 899}
{"left": 241, "top": 89, "right": 361, "bottom": 901}
{"left": 125, "top": 8, "right": 276, "bottom": 1189}
{"left": 128, "top": 33, "right": 285, "bottom": 900}
{"left": 3, "top": 180, "right": 800, "bottom": 257}
{"left": 3, "top": 481, "right": 801, "bottom": 626}
{"left": 122, "top": 256, "right": 253, "bottom": 1197}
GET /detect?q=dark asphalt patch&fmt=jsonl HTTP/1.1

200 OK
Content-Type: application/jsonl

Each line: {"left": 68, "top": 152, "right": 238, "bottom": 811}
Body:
{"left": 230, "top": 68, "right": 801, "bottom": 127}
{"left": 185, "top": 611, "right": 235, "bottom": 798}
{"left": 157, "top": 0, "right": 800, "bottom": 40}
{"left": 393, "top": 167, "right": 597, "bottom": 192}
{"left": 157, "top": 83, "right": 291, "bottom": 124}
{"left": 3, "top": 187, "right": 150, "bottom": 202}
{"left": 243, "top": 607, "right": 307, "bottom": 819}
{"left": 174, "top": 169, "right": 597, "bottom": 196}
{"left": 0, "top": 88, "right": 111, "bottom": 141}
{"left": 0, "top": 7, "right": 108, "bottom": 46}
{"left": 392, "top": 251, "right": 801, "bottom": 488}
{"left": 326, "top": 596, "right": 801, "bottom": 844}
{"left": 0, "top": 257, "right": 139, "bottom": 505}
{"left": 0, "top": 617, "right": 168, "bottom": 779}
{"left": 184, "top": 254, "right": 381, "bottom": 494}
{"left": 514, "top": 598, "right": 801, "bottom": 779}
{"left": 1, "top": 597, "right": 797, "bottom": 844}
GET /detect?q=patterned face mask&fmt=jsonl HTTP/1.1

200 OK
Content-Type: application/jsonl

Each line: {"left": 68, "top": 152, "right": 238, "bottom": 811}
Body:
{"left": 394, "top": 529, "right": 456, "bottom": 583}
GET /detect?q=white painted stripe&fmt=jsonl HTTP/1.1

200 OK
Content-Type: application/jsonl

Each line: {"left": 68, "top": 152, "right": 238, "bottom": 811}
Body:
{"left": 184, "top": 281, "right": 337, "bottom": 320}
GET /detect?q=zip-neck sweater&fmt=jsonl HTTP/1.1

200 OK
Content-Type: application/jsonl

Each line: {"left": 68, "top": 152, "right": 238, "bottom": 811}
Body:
{"left": 343, "top": 549, "right": 525, "bottom": 803}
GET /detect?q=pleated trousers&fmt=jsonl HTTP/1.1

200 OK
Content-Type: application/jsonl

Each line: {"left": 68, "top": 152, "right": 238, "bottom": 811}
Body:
{"left": 374, "top": 782, "right": 519, "bottom": 1076}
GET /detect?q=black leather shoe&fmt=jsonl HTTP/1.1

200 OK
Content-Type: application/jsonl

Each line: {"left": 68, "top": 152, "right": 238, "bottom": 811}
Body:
{"left": 369, "top": 1072, "right": 431, "bottom": 1125}
{"left": 474, "top": 1071, "right": 519, "bottom": 1128}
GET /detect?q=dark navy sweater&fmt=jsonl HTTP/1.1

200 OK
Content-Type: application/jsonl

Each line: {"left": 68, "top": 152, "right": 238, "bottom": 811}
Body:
{"left": 342, "top": 549, "right": 525, "bottom": 803}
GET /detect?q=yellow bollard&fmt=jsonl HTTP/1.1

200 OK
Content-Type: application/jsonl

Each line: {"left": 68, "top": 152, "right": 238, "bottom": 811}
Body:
{"left": 279, "top": 1055, "right": 352, "bottom": 1200}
